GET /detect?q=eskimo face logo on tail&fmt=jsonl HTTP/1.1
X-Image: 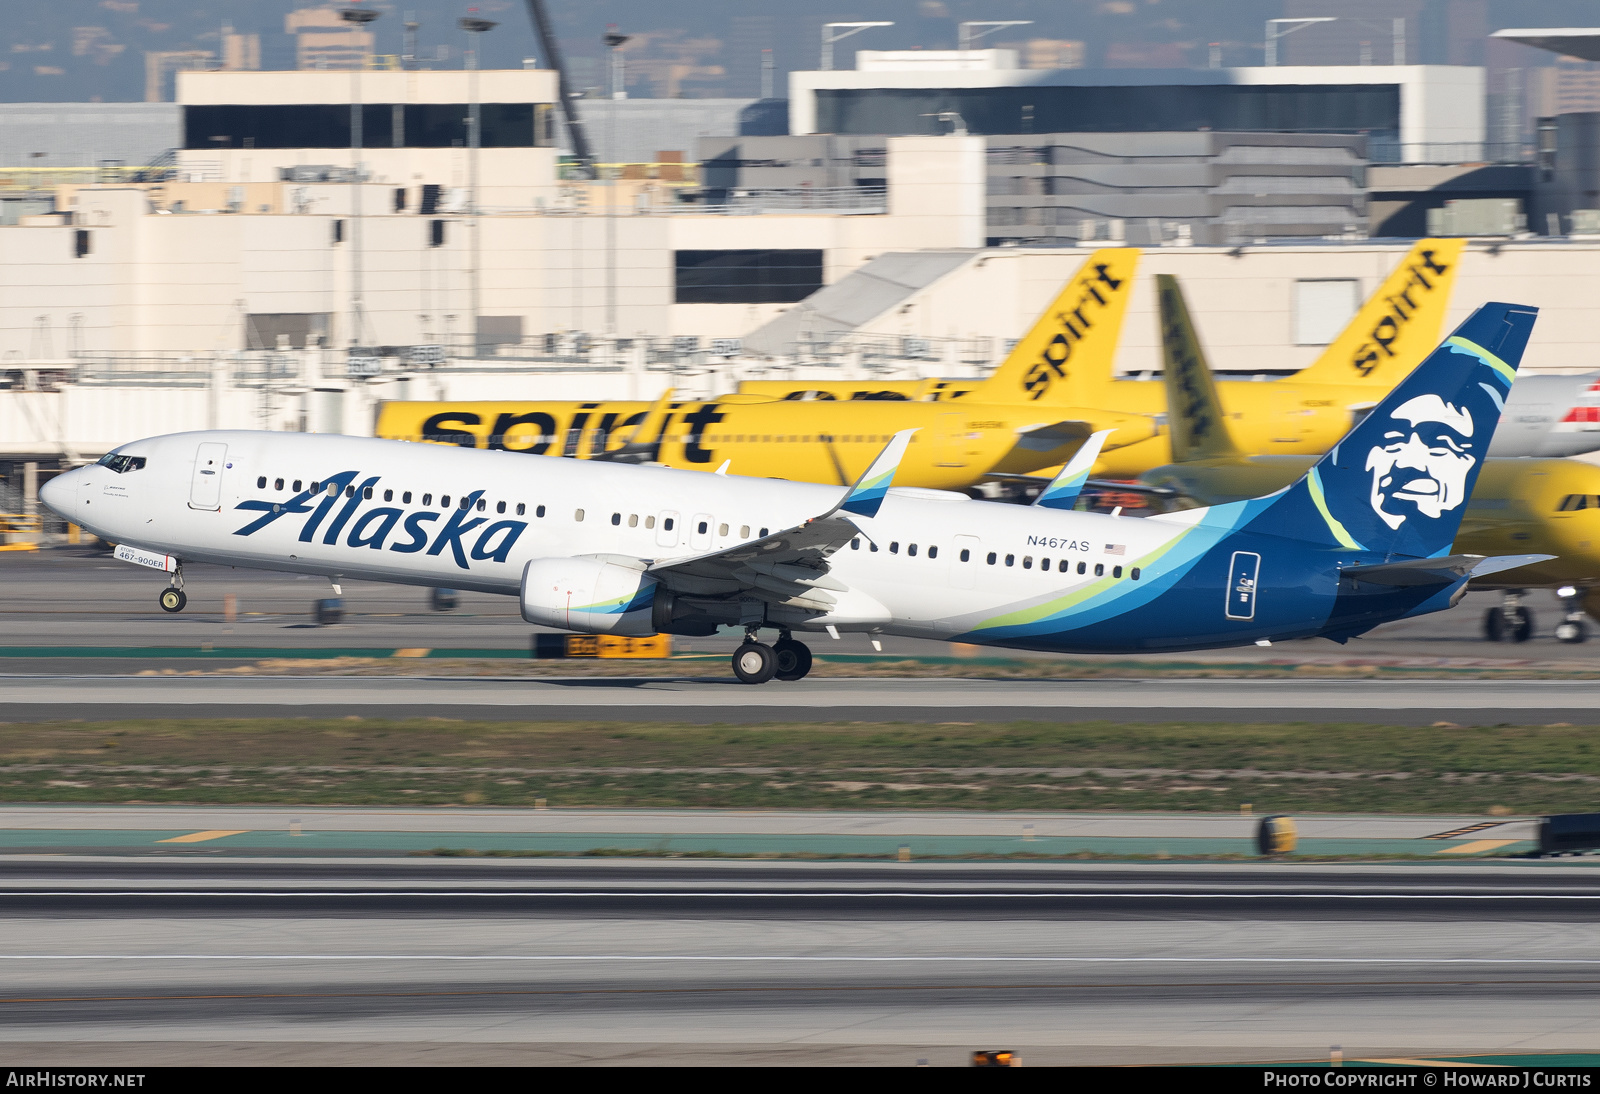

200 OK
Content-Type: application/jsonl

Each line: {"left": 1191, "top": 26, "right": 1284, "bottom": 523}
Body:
{"left": 1020, "top": 262, "right": 1126, "bottom": 401}
{"left": 1364, "top": 394, "right": 1476, "bottom": 529}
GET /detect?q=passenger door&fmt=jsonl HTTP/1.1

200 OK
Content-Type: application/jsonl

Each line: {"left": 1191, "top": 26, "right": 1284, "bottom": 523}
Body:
{"left": 951, "top": 534, "right": 981, "bottom": 590}
{"left": 690, "top": 512, "right": 714, "bottom": 552}
{"left": 188, "top": 442, "right": 227, "bottom": 511}
{"left": 655, "top": 510, "right": 680, "bottom": 548}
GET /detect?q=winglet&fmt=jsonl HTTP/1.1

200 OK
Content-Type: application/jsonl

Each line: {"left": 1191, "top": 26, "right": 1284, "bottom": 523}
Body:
{"left": 836, "top": 429, "right": 917, "bottom": 519}
{"left": 1034, "top": 430, "right": 1115, "bottom": 510}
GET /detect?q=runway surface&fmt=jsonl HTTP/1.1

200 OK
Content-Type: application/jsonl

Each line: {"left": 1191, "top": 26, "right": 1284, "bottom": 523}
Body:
{"left": 1, "top": 857, "right": 1597, "bottom": 1066}
{"left": 1, "top": 673, "right": 1596, "bottom": 723}
{"left": 0, "top": 548, "right": 1597, "bottom": 668}
{"left": 0, "top": 806, "right": 1542, "bottom": 857}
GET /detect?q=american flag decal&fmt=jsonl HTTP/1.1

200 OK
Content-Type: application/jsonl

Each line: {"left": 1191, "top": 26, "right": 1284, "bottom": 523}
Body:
{"left": 1105, "top": 544, "right": 1126, "bottom": 556}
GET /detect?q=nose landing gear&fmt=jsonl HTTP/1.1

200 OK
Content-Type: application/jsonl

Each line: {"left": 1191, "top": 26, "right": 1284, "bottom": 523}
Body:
{"left": 1556, "top": 585, "right": 1589, "bottom": 645}
{"left": 730, "top": 628, "right": 814, "bottom": 684}
{"left": 158, "top": 567, "right": 186, "bottom": 613}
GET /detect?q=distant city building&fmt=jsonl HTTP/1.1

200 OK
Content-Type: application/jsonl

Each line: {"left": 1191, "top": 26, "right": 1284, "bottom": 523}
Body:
{"left": 285, "top": 6, "right": 374, "bottom": 72}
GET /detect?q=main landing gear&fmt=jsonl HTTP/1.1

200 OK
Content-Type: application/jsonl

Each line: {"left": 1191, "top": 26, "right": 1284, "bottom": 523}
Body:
{"left": 1556, "top": 585, "right": 1589, "bottom": 645}
{"left": 158, "top": 567, "right": 186, "bottom": 613}
{"left": 731, "top": 628, "right": 814, "bottom": 684}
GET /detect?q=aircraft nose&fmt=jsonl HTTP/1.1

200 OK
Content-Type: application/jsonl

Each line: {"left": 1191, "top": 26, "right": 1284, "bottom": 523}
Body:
{"left": 38, "top": 469, "right": 76, "bottom": 516}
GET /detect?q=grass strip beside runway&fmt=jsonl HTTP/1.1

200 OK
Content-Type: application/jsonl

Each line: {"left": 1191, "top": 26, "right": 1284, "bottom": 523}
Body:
{"left": 0, "top": 717, "right": 1597, "bottom": 814}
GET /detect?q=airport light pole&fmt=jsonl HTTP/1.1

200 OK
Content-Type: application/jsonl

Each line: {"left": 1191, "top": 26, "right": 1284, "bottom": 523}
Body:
{"left": 340, "top": 6, "right": 379, "bottom": 350}
{"left": 1264, "top": 17, "right": 1333, "bottom": 66}
{"left": 956, "top": 20, "right": 1031, "bottom": 53}
{"left": 821, "top": 22, "right": 893, "bottom": 72}
{"left": 603, "top": 27, "right": 630, "bottom": 336}
{"left": 460, "top": 14, "right": 496, "bottom": 357}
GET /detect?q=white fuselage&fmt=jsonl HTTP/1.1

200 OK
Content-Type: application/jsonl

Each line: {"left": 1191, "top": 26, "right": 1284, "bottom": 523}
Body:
{"left": 44, "top": 430, "right": 1186, "bottom": 644}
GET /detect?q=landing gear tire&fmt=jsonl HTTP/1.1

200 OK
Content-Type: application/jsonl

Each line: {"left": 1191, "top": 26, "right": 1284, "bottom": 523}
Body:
{"left": 159, "top": 588, "right": 187, "bottom": 613}
{"left": 732, "top": 642, "right": 777, "bottom": 685}
{"left": 1557, "top": 619, "right": 1588, "bottom": 644}
{"left": 773, "top": 638, "right": 814, "bottom": 682}
{"left": 1484, "top": 605, "right": 1533, "bottom": 642}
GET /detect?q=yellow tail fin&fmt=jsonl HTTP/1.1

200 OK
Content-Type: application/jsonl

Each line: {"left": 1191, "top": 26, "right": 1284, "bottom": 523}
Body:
{"left": 1288, "top": 238, "right": 1465, "bottom": 388}
{"left": 1156, "top": 274, "right": 1241, "bottom": 464}
{"left": 972, "top": 247, "right": 1140, "bottom": 405}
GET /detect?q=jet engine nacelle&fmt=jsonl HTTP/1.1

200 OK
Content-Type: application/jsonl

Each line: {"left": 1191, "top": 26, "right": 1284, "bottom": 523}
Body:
{"left": 519, "top": 557, "right": 660, "bottom": 636}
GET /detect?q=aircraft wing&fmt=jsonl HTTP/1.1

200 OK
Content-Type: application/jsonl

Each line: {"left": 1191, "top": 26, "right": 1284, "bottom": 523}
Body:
{"left": 643, "top": 430, "right": 915, "bottom": 609}
{"left": 1340, "top": 553, "right": 1555, "bottom": 587}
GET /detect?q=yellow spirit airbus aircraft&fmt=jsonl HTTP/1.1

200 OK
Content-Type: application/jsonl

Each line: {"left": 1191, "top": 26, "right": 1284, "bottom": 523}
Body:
{"left": 1142, "top": 272, "right": 1600, "bottom": 645}
{"left": 743, "top": 240, "right": 1468, "bottom": 478}
{"left": 375, "top": 250, "right": 1156, "bottom": 490}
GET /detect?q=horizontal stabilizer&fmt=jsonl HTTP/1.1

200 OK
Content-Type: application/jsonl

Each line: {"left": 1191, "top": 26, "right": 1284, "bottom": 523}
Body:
{"left": 1341, "top": 553, "right": 1553, "bottom": 587}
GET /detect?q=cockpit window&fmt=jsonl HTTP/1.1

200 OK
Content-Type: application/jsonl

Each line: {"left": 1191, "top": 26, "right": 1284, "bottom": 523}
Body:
{"left": 96, "top": 453, "right": 146, "bottom": 474}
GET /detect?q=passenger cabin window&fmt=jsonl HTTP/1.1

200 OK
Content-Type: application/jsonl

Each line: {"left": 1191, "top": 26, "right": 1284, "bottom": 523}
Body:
{"left": 740, "top": 525, "right": 750, "bottom": 538}
{"left": 1077, "top": 561, "right": 1086, "bottom": 575}
{"left": 1094, "top": 563, "right": 1104, "bottom": 577}
{"left": 1005, "top": 554, "right": 1015, "bottom": 567}
{"left": 496, "top": 501, "right": 506, "bottom": 514}
{"left": 719, "top": 523, "right": 729, "bottom": 537}
{"left": 256, "top": 476, "right": 267, "bottom": 489}
{"left": 384, "top": 489, "right": 393, "bottom": 502}
{"left": 311, "top": 481, "right": 321, "bottom": 493}
{"left": 1022, "top": 556, "right": 1032, "bottom": 569}
{"left": 536, "top": 505, "right": 546, "bottom": 518}
{"left": 293, "top": 480, "right": 303, "bottom": 492}
{"left": 760, "top": 527, "right": 769, "bottom": 537}
{"left": 275, "top": 478, "right": 284, "bottom": 491}
{"left": 515, "top": 502, "right": 524, "bottom": 515}
{"left": 1059, "top": 560, "right": 1070, "bottom": 572}
{"left": 363, "top": 487, "right": 373, "bottom": 500}
{"left": 441, "top": 494, "right": 452, "bottom": 508}
{"left": 697, "top": 521, "right": 708, "bottom": 534}
{"left": 1113, "top": 566, "right": 1123, "bottom": 578}
{"left": 629, "top": 514, "right": 639, "bottom": 528}
{"left": 959, "top": 548, "right": 969, "bottom": 562}
{"left": 575, "top": 509, "right": 585, "bottom": 522}
{"left": 345, "top": 486, "right": 355, "bottom": 498}
{"left": 987, "top": 552, "right": 997, "bottom": 565}
{"left": 644, "top": 514, "right": 654, "bottom": 528}
{"left": 1131, "top": 567, "right": 1142, "bottom": 580}
{"left": 476, "top": 498, "right": 486, "bottom": 511}
{"left": 851, "top": 538, "right": 861, "bottom": 550}
{"left": 611, "top": 513, "right": 622, "bottom": 526}
{"left": 423, "top": 493, "right": 433, "bottom": 506}
{"left": 928, "top": 546, "right": 938, "bottom": 559}
{"left": 404, "top": 492, "right": 413, "bottom": 504}
{"left": 908, "top": 544, "right": 918, "bottom": 557}
{"left": 889, "top": 542, "right": 899, "bottom": 554}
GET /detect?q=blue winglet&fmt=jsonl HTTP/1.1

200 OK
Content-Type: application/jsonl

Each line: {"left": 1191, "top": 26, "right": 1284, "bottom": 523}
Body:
{"left": 837, "top": 429, "right": 918, "bottom": 519}
{"left": 1034, "top": 430, "right": 1115, "bottom": 511}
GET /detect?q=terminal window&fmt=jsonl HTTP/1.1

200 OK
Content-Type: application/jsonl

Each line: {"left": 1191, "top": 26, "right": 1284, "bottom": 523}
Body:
{"left": 184, "top": 104, "right": 544, "bottom": 149}
{"left": 674, "top": 250, "right": 823, "bottom": 305}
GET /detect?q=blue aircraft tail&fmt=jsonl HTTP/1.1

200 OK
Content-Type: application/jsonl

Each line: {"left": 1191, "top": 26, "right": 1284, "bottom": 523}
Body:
{"left": 1252, "top": 302, "right": 1537, "bottom": 559}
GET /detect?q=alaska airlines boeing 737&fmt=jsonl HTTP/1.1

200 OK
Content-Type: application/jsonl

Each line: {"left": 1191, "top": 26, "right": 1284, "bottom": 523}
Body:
{"left": 42, "top": 303, "right": 1546, "bottom": 684}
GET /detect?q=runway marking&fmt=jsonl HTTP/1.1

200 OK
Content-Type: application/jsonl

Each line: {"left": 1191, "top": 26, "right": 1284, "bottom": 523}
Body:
{"left": 2, "top": 955, "right": 1600, "bottom": 965}
{"left": 1426, "top": 822, "right": 1507, "bottom": 840}
{"left": 0, "top": 890, "right": 1593, "bottom": 900}
{"left": 0, "top": 979, "right": 1594, "bottom": 1006}
{"left": 153, "top": 831, "right": 249, "bottom": 844}
{"left": 1439, "top": 840, "right": 1520, "bottom": 854}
